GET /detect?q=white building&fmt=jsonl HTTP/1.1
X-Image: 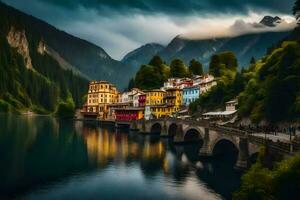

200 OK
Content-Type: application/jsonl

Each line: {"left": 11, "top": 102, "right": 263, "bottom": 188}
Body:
{"left": 202, "top": 99, "right": 238, "bottom": 120}
{"left": 163, "top": 78, "right": 193, "bottom": 89}
{"left": 120, "top": 88, "right": 143, "bottom": 105}
{"left": 225, "top": 100, "right": 238, "bottom": 111}
{"left": 198, "top": 75, "right": 217, "bottom": 93}
{"left": 121, "top": 92, "right": 130, "bottom": 103}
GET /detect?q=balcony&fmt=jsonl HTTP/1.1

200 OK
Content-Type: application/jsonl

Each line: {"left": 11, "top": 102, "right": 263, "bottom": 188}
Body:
{"left": 164, "top": 94, "right": 176, "bottom": 99}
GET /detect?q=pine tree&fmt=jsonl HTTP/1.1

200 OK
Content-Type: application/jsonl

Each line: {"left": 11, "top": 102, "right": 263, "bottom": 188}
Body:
{"left": 170, "top": 59, "right": 188, "bottom": 78}
{"left": 293, "top": 0, "right": 300, "bottom": 24}
{"left": 250, "top": 57, "right": 256, "bottom": 65}
{"left": 189, "top": 59, "right": 204, "bottom": 76}
{"left": 149, "top": 55, "right": 163, "bottom": 67}
{"left": 209, "top": 55, "right": 221, "bottom": 77}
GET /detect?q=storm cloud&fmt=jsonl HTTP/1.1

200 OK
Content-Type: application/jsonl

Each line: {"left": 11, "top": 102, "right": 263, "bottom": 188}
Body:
{"left": 12, "top": 0, "right": 294, "bottom": 15}
{"left": 0, "top": 0, "right": 296, "bottom": 59}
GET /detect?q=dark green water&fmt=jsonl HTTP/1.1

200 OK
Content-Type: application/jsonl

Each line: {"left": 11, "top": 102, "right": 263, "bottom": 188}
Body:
{"left": 0, "top": 114, "right": 241, "bottom": 200}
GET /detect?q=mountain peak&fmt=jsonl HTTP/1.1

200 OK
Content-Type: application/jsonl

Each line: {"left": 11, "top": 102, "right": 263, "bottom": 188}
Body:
{"left": 260, "top": 16, "right": 282, "bottom": 27}
{"left": 122, "top": 43, "right": 164, "bottom": 62}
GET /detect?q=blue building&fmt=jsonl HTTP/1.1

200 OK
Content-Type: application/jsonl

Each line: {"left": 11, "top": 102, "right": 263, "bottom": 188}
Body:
{"left": 183, "top": 86, "right": 200, "bottom": 106}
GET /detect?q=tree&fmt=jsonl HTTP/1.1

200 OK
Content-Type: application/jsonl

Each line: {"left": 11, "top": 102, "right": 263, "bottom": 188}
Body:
{"left": 234, "top": 150, "right": 300, "bottom": 200}
{"left": 293, "top": 0, "right": 300, "bottom": 24}
{"left": 170, "top": 59, "right": 188, "bottom": 78}
{"left": 209, "top": 54, "right": 221, "bottom": 77}
{"left": 135, "top": 65, "right": 162, "bottom": 90}
{"left": 218, "top": 51, "right": 238, "bottom": 71}
{"left": 250, "top": 57, "right": 256, "bottom": 65}
{"left": 209, "top": 52, "right": 238, "bottom": 77}
{"left": 149, "top": 55, "right": 163, "bottom": 67}
{"left": 55, "top": 97, "right": 75, "bottom": 118}
{"left": 149, "top": 55, "right": 166, "bottom": 79}
{"left": 189, "top": 59, "right": 203, "bottom": 76}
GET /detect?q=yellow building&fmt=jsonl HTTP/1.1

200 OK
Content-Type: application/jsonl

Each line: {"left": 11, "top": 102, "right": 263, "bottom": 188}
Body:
{"left": 85, "top": 81, "right": 119, "bottom": 119}
{"left": 164, "top": 88, "right": 183, "bottom": 112}
{"left": 150, "top": 105, "right": 173, "bottom": 118}
{"left": 145, "top": 89, "right": 166, "bottom": 106}
{"left": 144, "top": 88, "right": 183, "bottom": 119}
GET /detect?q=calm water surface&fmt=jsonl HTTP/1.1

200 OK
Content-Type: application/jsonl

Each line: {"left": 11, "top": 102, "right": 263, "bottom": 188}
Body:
{"left": 0, "top": 114, "right": 241, "bottom": 200}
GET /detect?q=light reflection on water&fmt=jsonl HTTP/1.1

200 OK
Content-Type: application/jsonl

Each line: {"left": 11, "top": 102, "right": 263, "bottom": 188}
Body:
{"left": 0, "top": 114, "right": 241, "bottom": 200}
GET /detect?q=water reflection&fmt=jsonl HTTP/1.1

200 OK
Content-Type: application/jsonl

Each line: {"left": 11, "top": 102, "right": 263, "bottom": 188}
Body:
{"left": 0, "top": 115, "right": 240, "bottom": 200}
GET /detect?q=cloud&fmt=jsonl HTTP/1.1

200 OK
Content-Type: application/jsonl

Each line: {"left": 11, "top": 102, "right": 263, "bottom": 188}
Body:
{"left": 16, "top": 0, "right": 295, "bottom": 15}
{"left": 0, "top": 0, "right": 296, "bottom": 60}
{"left": 181, "top": 13, "right": 296, "bottom": 40}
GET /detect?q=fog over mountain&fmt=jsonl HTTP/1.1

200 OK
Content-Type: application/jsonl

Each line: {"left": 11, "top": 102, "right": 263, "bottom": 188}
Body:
{"left": 0, "top": 0, "right": 295, "bottom": 60}
{"left": 182, "top": 15, "right": 296, "bottom": 40}
{"left": 123, "top": 15, "right": 293, "bottom": 72}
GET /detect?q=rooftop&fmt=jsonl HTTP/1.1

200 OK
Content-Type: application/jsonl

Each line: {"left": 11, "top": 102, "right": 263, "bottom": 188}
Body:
{"left": 203, "top": 110, "right": 237, "bottom": 116}
{"left": 144, "top": 89, "right": 166, "bottom": 93}
{"left": 226, "top": 100, "right": 238, "bottom": 104}
{"left": 183, "top": 85, "right": 200, "bottom": 90}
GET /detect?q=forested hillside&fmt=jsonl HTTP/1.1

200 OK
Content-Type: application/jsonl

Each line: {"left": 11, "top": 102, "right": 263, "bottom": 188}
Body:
{"left": 191, "top": 27, "right": 300, "bottom": 123}
{"left": 238, "top": 30, "right": 300, "bottom": 123}
{"left": 0, "top": 3, "right": 88, "bottom": 114}
{"left": 0, "top": 2, "right": 132, "bottom": 88}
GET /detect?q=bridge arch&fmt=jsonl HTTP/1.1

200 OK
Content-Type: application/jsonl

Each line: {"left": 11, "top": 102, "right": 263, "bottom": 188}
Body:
{"left": 211, "top": 137, "right": 239, "bottom": 157}
{"left": 184, "top": 128, "right": 203, "bottom": 142}
{"left": 168, "top": 123, "right": 178, "bottom": 137}
{"left": 150, "top": 123, "right": 162, "bottom": 134}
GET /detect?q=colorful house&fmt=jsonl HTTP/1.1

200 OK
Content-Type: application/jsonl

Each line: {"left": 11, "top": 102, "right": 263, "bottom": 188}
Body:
{"left": 183, "top": 86, "right": 200, "bottom": 106}
{"left": 145, "top": 89, "right": 166, "bottom": 106}
{"left": 83, "top": 80, "right": 119, "bottom": 119}
{"left": 120, "top": 88, "right": 143, "bottom": 106}
{"left": 150, "top": 105, "right": 173, "bottom": 118}
{"left": 107, "top": 103, "right": 130, "bottom": 120}
{"left": 164, "top": 88, "right": 183, "bottom": 112}
{"left": 163, "top": 78, "right": 193, "bottom": 89}
{"left": 198, "top": 75, "right": 217, "bottom": 93}
{"left": 138, "top": 94, "right": 146, "bottom": 107}
{"left": 114, "top": 107, "right": 144, "bottom": 121}
{"left": 133, "top": 91, "right": 145, "bottom": 107}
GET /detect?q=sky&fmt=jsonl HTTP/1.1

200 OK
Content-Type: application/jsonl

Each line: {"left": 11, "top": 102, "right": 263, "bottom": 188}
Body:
{"left": 1, "top": 0, "right": 296, "bottom": 60}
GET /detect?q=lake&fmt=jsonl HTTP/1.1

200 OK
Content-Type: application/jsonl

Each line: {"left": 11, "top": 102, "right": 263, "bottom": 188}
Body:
{"left": 0, "top": 114, "right": 241, "bottom": 200}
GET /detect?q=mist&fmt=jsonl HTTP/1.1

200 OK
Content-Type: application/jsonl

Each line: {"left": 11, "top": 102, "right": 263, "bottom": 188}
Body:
{"left": 181, "top": 13, "right": 296, "bottom": 40}
{"left": 0, "top": 0, "right": 296, "bottom": 60}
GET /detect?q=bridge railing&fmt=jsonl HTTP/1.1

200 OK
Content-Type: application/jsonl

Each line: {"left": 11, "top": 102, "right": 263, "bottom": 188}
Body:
{"left": 137, "top": 118, "right": 298, "bottom": 154}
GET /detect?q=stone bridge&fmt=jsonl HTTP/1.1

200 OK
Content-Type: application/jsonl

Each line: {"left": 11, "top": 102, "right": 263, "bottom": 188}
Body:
{"left": 128, "top": 118, "right": 296, "bottom": 170}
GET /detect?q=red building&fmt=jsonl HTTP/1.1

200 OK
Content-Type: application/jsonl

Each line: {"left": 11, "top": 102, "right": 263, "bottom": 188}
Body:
{"left": 178, "top": 80, "right": 193, "bottom": 88}
{"left": 115, "top": 108, "right": 144, "bottom": 121}
{"left": 138, "top": 94, "right": 146, "bottom": 107}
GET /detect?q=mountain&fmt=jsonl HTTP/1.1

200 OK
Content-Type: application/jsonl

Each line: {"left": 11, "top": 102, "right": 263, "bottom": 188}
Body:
{"left": 159, "top": 31, "right": 290, "bottom": 69}
{"left": 0, "top": 2, "right": 91, "bottom": 113}
{"left": 0, "top": 2, "right": 132, "bottom": 88}
{"left": 259, "top": 16, "right": 282, "bottom": 27}
{"left": 124, "top": 16, "right": 292, "bottom": 70}
{"left": 122, "top": 43, "right": 165, "bottom": 70}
